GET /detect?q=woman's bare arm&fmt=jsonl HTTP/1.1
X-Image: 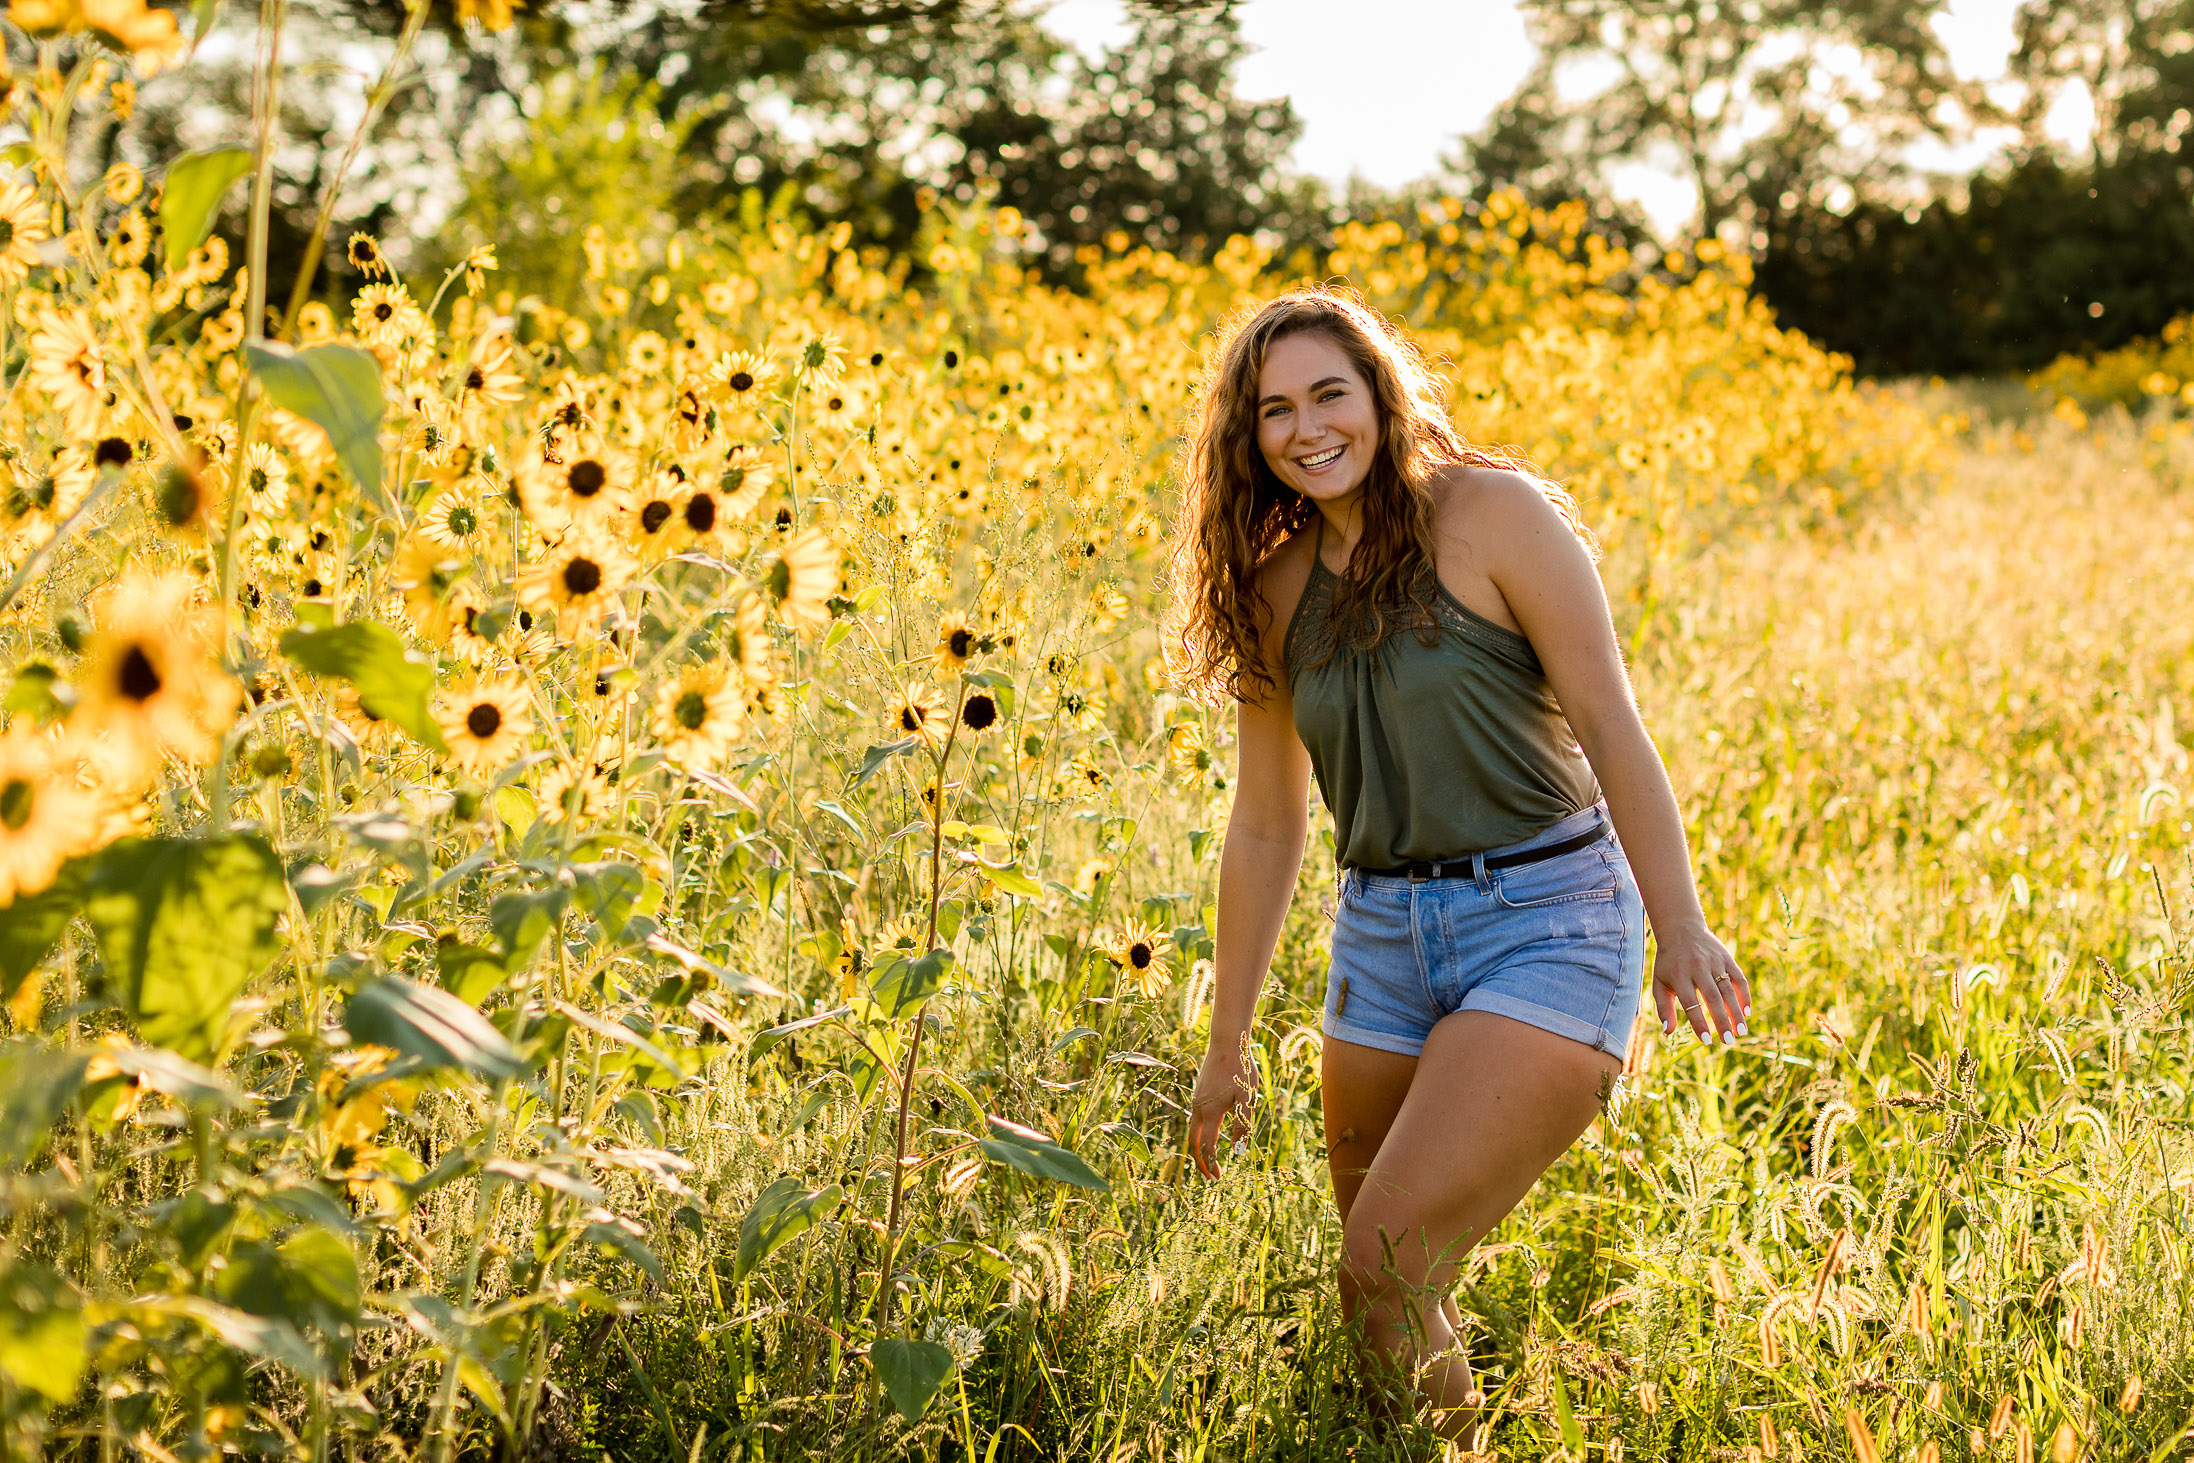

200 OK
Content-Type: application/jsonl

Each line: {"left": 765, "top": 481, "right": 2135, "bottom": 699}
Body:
{"left": 1469, "top": 471, "right": 1750, "bottom": 1044}
{"left": 1187, "top": 537, "right": 1317, "bottom": 1177}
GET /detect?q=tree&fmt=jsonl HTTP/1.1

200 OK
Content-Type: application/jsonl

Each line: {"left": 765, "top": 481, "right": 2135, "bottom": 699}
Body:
{"left": 1459, "top": 0, "right": 1965, "bottom": 243}
{"left": 2008, "top": 0, "right": 2194, "bottom": 166}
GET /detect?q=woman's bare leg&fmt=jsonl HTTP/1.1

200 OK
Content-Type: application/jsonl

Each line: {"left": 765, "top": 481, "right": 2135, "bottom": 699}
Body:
{"left": 1322, "top": 1011, "right": 1618, "bottom": 1438}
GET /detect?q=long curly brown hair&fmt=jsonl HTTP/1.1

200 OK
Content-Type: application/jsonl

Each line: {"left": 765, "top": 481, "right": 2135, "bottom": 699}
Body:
{"left": 1164, "top": 284, "right": 1589, "bottom": 705}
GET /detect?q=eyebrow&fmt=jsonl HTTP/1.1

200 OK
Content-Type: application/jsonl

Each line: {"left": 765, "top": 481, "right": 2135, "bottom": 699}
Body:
{"left": 1258, "top": 376, "right": 1349, "bottom": 407}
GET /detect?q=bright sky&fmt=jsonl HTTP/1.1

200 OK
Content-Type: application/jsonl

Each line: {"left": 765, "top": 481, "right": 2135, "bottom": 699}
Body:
{"left": 1041, "top": 0, "right": 2043, "bottom": 233}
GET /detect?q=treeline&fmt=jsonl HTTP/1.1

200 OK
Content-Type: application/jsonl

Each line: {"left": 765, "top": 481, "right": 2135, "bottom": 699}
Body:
{"left": 118, "top": 0, "right": 2194, "bottom": 379}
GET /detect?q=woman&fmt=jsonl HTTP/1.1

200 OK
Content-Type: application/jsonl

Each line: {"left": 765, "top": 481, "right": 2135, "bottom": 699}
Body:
{"left": 1168, "top": 285, "right": 1748, "bottom": 1433}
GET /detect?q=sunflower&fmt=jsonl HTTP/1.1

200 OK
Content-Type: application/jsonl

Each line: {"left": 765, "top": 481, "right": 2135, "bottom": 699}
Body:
{"left": 811, "top": 381, "right": 868, "bottom": 435}
{"left": 391, "top": 534, "right": 470, "bottom": 643}
{"left": 1, "top": 449, "right": 93, "bottom": 542}
{"left": 714, "top": 444, "right": 777, "bottom": 523}
{"left": 708, "top": 349, "right": 779, "bottom": 407}
{"left": 435, "top": 675, "right": 533, "bottom": 777}
{"left": 0, "top": 183, "right": 48, "bottom": 287}
{"left": 513, "top": 435, "right": 629, "bottom": 535}
{"left": 539, "top": 758, "right": 616, "bottom": 824}
{"left": 509, "top": 609, "right": 562, "bottom": 667}
{"left": 627, "top": 468, "right": 689, "bottom": 561}
{"left": 626, "top": 331, "right": 670, "bottom": 376}
{"left": 448, "top": 599, "right": 500, "bottom": 666}
{"left": 331, "top": 688, "right": 398, "bottom": 753}
{"left": 351, "top": 282, "right": 416, "bottom": 346}
{"left": 517, "top": 531, "right": 635, "bottom": 630}
{"left": 1167, "top": 721, "right": 1210, "bottom": 787}
{"left": 1105, "top": 918, "right": 1172, "bottom": 1000}
{"left": 723, "top": 590, "right": 774, "bottom": 699}
{"left": 893, "top": 681, "right": 952, "bottom": 750}
{"left": 28, "top": 309, "right": 108, "bottom": 439}
{"left": 455, "top": 336, "right": 525, "bottom": 419}
{"left": 1068, "top": 748, "right": 1111, "bottom": 799}
{"left": 765, "top": 526, "right": 838, "bottom": 631}
{"left": 795, "top": 332, "right": 846, "bottom": 388}
{"left": 75, "top": 571, "right": 240, "bottom": 785}
{"left": 650, "top": 661, "right": 743, "bottom": 769}
{"left": 0, "top": 725, "right": 102, "bottom": 906}
{"left": 239, "top": 442, "right": 289, "bottom": 518}
{"left": 417, "top": 484, "right": 489, "bottom": 553}
{"left": 109, "top": 209, "right": 149, "bottom": 269}
{"left": 959, "top": 687, "right": 1000, "bottom": 735}
{"left": 936, "top": 610, "right": 975, "bottom": 673}
{"left": 346, "top": 232, "right": 388, "bottom": 280}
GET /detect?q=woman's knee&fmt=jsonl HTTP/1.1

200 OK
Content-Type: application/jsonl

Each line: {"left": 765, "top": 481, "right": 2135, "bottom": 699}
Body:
{"left": 1340, "top": 1204, "right": 1437, "bottom": 1297}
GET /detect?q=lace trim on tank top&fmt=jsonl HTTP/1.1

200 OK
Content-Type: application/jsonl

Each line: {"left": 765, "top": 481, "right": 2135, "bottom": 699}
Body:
{"left": 1281, "top": 520, "right": 1533, "bottom": 675}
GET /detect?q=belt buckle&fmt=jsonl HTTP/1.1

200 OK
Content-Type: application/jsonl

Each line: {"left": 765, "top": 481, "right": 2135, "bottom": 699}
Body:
{"left": 1408, "top": 860, "right": 1438, "bottom": 882}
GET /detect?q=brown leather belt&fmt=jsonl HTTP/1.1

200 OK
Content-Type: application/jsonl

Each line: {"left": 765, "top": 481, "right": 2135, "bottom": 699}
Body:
{"left": 1354, "top": 818, "right": 1609, "bottom": 882}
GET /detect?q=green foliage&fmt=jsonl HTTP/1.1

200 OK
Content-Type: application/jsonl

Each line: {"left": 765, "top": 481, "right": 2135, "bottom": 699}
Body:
{"left": 82, "top": 836, "right": 286, "bottom": 1063}
{"left": 979, "top": 1115, "right": 1108, "bottom": 1191}
{"left": 159, "top": 148, "right": 252, "bottom": 272}
{"left": 243, "top": 340, "right": 388, "bottom": 496}
{"left": 279, "top": 618, "right": 446, "bottom": 752}
{"left": 343, "top": 977, "right": 525, "bottom": 1080}
{"left": 870, "top": 1337, "right": 955, "bottom": 1422}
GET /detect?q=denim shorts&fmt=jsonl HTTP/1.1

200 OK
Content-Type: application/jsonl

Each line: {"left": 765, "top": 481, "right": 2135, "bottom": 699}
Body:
{"left": 1322, "top": 803, "right": 1646, "bottom": 1060}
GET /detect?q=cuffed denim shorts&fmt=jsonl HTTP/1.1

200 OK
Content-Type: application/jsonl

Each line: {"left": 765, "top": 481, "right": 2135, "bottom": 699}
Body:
{"left": 1322, "top": 803, "right": 1646, "bottom": 1061}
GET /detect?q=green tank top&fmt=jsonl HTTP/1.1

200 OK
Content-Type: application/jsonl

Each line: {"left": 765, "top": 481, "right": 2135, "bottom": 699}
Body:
{"left": 1282, "top": 518, "right": 1600, "bottom": 868}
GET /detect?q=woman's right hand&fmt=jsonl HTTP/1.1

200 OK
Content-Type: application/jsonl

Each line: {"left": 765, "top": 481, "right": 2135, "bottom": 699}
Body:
{"left": 1186, "top": 1035, "right": 1259, "bottom": 1179}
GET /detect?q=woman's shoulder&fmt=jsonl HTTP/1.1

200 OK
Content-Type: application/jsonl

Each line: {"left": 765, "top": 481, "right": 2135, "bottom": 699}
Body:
{"left": 1428, "top": 461, "right": 1549, "bottom": 518}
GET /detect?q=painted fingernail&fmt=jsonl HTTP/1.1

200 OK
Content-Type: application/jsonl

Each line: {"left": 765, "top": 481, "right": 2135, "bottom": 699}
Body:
{"left": 1722, "top": 1030, "right": 1736, "bottom": 1046}
{"left": 1738, "top": 1022, "right": 1749, "bottom": 1037}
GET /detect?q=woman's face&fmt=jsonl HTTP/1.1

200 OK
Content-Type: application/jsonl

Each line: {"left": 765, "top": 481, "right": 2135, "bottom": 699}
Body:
{"left": 1254, "top": 331, "right": 1379, "bottom": 506}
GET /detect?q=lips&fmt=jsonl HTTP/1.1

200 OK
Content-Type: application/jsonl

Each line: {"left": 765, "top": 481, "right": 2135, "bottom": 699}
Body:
{"left": 1297, "top": 445, "right": 1345, "bottom": 469}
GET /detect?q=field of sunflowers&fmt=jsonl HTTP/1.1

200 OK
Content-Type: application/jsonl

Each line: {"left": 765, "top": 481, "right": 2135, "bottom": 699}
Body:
{"left": 2, "top": 6, "right": 2193, "bottom": 1462}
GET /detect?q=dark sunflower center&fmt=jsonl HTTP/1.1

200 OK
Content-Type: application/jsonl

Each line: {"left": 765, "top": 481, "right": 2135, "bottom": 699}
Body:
{"left": 118, "top": 645, "right": 162, "bottom": 702}
{"left": 960, "top": 693, "right": 997, "bottom": 731}
{"left": 466, "top": 702, "right": 502, "bottom": 739}
{"left": 247, "top": 467, "right": 269, "bottom": 493}
{"left": 684, "top": 494, "right": 717, "bottom": 533}
{"left": 466, "top": 367, "right": 486, "bottom": 391}
{"left": 562, "top": 557, "right": 603, "bottom": 596}
{"left": 568, "top": 460, "right": 607, "bottom": 498}
{"left": 674, "top": 690, "right": 709, "bottom": 731}
{"left": 948, "top": 628, "right": 973, "bottom": 659}
{"left": 156, "top": 467, "right": 201, "bottom": 527}
{"left": 1129, "top": 942, "right": 1153, "bottom": 970}
{"left": 94, "top": 437, "right": 130, "bottom": 467}
{"left": 899, "top": 704, "right": 922, "bottom": 734}
{"left": 641, "top": 500, "right": 674, "bottom": 533}
{"left": 448, "top": 504, "right": 478, "bottom": 536}
{"left": 719, "top": 467, "right": 745, "bottom": 493}
{"left": 0, "top": 221, "right": 13, "bottom": 250}
{"left": 828, "top": 396, "right": 845, "bottom": 412}
{"left": 302, "top": 578, "right": 325, "bottom": 598}
{"left": 0, "top": 777, "right": 33, "bottom": 831}
{"left": 729, "top": 371, "right": 753, "bottom": 392}
{"left": 372, "top": 302, "right": 394, "bottom": 321}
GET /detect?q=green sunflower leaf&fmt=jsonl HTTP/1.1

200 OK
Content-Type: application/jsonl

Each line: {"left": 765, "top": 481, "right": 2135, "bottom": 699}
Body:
{"left": 279, "top": 619, "right": 448, "bottom": 753}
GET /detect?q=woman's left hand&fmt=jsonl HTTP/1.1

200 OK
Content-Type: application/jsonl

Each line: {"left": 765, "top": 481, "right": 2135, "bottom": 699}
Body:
{"left": 1652, "top": 922, "right": 1749, "bottom": 1044}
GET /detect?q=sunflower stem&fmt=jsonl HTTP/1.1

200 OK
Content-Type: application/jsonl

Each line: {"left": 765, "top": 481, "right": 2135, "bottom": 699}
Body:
{"left": 873, "top": 677, "right": 969, "bottom": 1329}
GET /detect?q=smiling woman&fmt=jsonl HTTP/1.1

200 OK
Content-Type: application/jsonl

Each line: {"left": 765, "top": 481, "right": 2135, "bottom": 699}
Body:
{"left": 1165, "top": 283, "right": 1748, "bottom": 1439}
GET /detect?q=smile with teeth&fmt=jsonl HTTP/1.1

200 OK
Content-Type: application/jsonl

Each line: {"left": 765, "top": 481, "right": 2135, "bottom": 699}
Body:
{"left": 1297, "top": 445, "right": 1345, "bottom": 469}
